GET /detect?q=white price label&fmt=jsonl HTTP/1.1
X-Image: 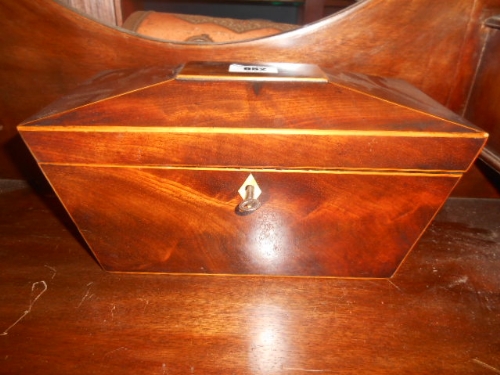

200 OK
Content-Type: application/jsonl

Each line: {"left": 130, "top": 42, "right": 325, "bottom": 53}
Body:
{"left": 229, "top": 64, "right": 279, "bottom": 74}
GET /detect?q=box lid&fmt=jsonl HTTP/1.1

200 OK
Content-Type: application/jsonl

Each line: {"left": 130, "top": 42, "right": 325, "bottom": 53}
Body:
{"left": 19, "top": 62, "right": 487, "bottom": 173}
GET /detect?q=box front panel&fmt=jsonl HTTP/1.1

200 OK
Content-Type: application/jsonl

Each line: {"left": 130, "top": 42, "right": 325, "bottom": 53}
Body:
{"left": 40, "top": 164, "right": 459, "bottom": 277}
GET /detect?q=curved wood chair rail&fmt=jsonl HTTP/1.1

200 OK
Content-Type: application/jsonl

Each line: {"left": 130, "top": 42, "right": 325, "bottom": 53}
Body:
{"left": 0, "top": 0, "right": 499, "bottom": 179}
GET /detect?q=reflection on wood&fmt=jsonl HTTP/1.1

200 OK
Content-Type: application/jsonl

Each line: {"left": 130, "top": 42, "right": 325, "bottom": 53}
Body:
{"left": 1, "top": 0, "right": 500, "bottom": 182}
{"left": 17, "top": 62, "right": 486, "bottom": 276}
{"left": 0, "top": 185, "right": 499, "bottom": 373}
{"left": 464, "top": 16, "right": 500, "bottom": 173}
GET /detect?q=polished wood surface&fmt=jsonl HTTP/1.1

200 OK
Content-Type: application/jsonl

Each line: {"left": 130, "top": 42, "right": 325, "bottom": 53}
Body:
{"left": 2, "top": 0, "right": 500, "bottom": 181}
{"left": 32, "top": 166, "right": 460, "bottom": 277}
{"left": 19, "top": 64, "right": 487, "bottom": 171}
{"left": 465, "top": 16, "right": 500, "bottom": 172}
{"left": 1, "top": 184, "right": 499, "bottom": 373}
{"left": 17, "top": 63, "right": 486, "bottom": 276}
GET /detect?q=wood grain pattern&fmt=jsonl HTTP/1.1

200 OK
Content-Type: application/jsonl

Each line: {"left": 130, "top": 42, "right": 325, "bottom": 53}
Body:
{"left": 21, "top": 130, "right": 486, "bottom": 172}
{"left": 2, "top": 0, "right": 500, "bottom": 181}
{"left": 464, "top": 18, "right": 500, "bottom": 172}
{"left": 19, "top": 64, "right": 487, "bottom": 173}
{"left": 38, "top": 164, "right": 459, "bottom": 277}
{"left": 17, "top": 63, "right": 486, "bottom": 277}
{"left": 0, "top": 186, "right": 499, "bottom": 374}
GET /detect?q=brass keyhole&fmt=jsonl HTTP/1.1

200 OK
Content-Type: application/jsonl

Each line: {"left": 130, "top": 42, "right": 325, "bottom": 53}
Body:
{"left": 238, "top": 185, "right": 261, "bottom": 213}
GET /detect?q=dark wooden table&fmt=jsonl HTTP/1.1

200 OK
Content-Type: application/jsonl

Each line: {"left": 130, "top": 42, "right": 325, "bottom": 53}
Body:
{"left": 1, "top": 183, "right": 499, "bottom": 374}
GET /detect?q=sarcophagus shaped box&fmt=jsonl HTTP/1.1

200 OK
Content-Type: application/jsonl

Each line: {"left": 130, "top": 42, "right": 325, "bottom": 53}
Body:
{"left": 18, "top": 62, "right": 487, "bottom": 277}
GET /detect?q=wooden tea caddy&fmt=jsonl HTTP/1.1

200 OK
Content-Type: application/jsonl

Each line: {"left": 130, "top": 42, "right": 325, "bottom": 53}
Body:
{"left": 18, "top": 62, "right": 487, "bottom": 278}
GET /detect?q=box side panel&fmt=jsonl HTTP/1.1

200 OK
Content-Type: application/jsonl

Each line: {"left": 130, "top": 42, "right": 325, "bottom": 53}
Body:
{"left": 21, "top": 130, "right": 485, "bottom": 172}
{"left": 39, "top": 165, "right": 459, "bottom": 277}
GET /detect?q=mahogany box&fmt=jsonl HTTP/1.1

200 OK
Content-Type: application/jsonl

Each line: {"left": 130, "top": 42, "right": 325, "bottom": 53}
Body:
{"left": 18, "top": 62, "right": 487, "bottom": 278}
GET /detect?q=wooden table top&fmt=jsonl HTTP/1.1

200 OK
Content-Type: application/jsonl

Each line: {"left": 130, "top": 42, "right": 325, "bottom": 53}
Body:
{"left": 0, "top": 183, "right": 499, "bottom": 374}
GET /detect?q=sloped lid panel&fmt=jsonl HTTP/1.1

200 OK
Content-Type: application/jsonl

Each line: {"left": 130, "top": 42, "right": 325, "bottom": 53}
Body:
{"left": 24, "top": 65, "right": 180, "bottom": 123}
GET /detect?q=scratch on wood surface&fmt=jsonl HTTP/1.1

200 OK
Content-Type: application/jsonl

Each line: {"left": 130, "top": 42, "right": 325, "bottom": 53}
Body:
{"left": 448, "top": 275, "right": 469, "bottom": 288}
{"left": 44, "top": 265, "right": 57, "bottom": 279}
{"left": 77, "top": 282, "right": 94, "bottom": 308}
{"left": 1, "top": 281, "right": 47, "bottom": 336}
{"left": 473, "top": 358, "right": 500, "bottom": 374}
{"left": 138, "top": 297, "right": 150, "bottom": 313}
{"left": 103, "top": 346, "right": 128, "bottom": 358}
{"left": 477, "top": 291, "right": 494, "bottom": 313}
{"left": 387, "top": 279, "right": 402, "bottom": 292}
{"left": 283, "top": 368, "right": 331, "bottom": 372}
